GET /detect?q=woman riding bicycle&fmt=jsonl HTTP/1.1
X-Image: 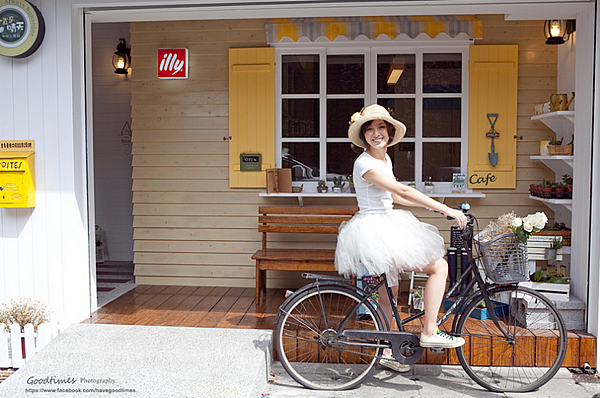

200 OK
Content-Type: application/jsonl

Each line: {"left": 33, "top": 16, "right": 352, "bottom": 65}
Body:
{"left": 334, "top": 104, "right": 468, "bottom": 369}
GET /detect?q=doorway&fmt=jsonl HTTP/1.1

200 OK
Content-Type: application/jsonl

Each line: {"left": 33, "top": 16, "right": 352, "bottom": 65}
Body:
{"left": 91, "top": 22, "right": 136, "bottom": 308}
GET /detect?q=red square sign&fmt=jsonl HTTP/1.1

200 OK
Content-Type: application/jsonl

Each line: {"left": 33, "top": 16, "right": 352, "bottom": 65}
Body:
{"left": 158, "top": 48, "right": 188, "bottom": 79}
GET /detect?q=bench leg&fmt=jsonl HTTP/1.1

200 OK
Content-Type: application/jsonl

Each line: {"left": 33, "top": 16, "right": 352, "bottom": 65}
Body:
{"left": 256, "top": 263, "right": 266, "bottom": 303}
{"left": 256, "top": 263, "right": 261, "bottom": 303}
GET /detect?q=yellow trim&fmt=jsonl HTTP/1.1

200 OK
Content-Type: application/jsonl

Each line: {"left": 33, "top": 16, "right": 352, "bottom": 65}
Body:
{"left": 228, "top": 48, "right": 275, "bottom": 188}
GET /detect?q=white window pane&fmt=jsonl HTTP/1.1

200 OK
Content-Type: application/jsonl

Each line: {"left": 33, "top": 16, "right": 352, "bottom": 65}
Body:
{"left": 327, "top": 54, "right": 364, "bottom": 94}
{"left": 423, "top": 53, "right": 462, "bottom": 93}
{"left": 423, "top": 98, "right": 461, "bottom": 138}
{"left": 327, "top": 99, "right": 364, "bottom": 138}
{"left": 282, "top": 99, "right": 319, "bottom": 138}
{"left": 423, "top": 142, "right": 461, "bottom": 182}
{"left": 377, "top": 54, "right": 416, "bottom": 94}
{"left": 327, "top": 142, "right": 356, "bottom": 181}
{"left": 282, "top": 54, "right": 319, "bottom": 94}
{"left": 378, "top": 98, "right": 415, "bottom": 138}
{"left": 282, "top": 143, "right": 320, "bottom": 181}
{"left": 390, "top": 142, "right": 415, "bottom": 182}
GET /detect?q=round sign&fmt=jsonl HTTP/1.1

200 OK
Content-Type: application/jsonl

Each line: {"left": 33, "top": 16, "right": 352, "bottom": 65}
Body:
{"left": 0, "top": 0, "right": 45, "bottom": 58}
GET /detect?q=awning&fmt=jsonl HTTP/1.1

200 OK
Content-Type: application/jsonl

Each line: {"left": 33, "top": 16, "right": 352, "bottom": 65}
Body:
{"left": 266, "top": 16, "right": 482, "bottom": 44}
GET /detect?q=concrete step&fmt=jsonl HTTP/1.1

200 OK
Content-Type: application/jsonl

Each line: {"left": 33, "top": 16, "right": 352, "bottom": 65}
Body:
{"left": 0, "top": 324, "right": 273, "bottom": 398}
{"left": 553, "top": 295, "right": 586, "bottom": 331}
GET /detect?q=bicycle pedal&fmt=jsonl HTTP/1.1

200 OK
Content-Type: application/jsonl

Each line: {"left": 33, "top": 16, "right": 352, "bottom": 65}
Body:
{"left": 429, "top": 347, "right": 445, "bottom": 354}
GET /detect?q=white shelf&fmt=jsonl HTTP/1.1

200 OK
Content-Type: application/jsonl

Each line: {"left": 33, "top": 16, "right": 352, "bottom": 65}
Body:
{"left": 531, "top": 111, "right": 574, "bottom": 134}
{"left": 529, "top": 195, "right": 572, "bottom": 212}
{"left": 260, "top": 191, "right": 485, "bottom": 206}
{"left": 530, "top": 155, "right": 573, "bottom": 172}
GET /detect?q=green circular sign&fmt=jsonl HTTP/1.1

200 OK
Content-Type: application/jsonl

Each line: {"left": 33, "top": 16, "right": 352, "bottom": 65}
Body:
{"left": 0, "top": 0, "right": 45, "bottom": 58}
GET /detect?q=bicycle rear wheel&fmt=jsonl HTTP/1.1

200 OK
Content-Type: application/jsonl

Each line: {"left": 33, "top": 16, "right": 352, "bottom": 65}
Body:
{"left": 275, "top": 285, "right": 384, "bottom": 390}
{"left": 455, "top": 285, "right": 567, "bottom": 392}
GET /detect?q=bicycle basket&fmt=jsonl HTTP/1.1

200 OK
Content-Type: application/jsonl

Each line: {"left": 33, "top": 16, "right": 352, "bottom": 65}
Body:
{"left": 474, "top": 233, "right": 528, "bottom": 283}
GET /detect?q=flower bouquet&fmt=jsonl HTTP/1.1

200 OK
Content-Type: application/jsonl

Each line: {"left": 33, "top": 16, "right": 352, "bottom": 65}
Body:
{"left": 509, "top": 212, "right": 548, "bottom": 243}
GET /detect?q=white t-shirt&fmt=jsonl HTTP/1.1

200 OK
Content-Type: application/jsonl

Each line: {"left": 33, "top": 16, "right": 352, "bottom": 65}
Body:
{"left": 353, "top": 151, "right": 395, "bottom": 213}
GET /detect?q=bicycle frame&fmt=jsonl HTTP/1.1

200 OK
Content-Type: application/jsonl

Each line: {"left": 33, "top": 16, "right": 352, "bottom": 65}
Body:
{"left": 277, "top": 213, "right": 515, "bottom": 356}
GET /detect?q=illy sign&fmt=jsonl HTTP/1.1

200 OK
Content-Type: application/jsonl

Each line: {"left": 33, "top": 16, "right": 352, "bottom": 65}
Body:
{"left": 158, "top": 48, "right": 188, "bottom": 79}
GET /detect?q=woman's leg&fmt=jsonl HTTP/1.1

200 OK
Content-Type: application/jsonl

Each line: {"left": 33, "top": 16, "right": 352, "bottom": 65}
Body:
{"left": 377, "top": 282, "right": 399, "bottom": 331}
{"left": 420, "top": 258, "right": 448, "bottom": 336}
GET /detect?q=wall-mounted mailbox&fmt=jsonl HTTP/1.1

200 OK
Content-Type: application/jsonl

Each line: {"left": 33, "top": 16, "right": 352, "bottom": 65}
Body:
{"left": 0, "top": 140, "right": 35, "bottom": 208}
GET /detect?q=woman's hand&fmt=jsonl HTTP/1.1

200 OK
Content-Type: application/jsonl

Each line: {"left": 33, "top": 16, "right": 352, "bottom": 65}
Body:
{"left": 444, "top": 207, "right": 468, "bottom": 229}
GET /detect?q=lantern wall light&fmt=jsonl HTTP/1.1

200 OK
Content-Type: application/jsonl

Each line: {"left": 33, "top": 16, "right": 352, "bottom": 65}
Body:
{"left": 544, "top": 19, "right": 576, "bottom": 45}
{"left": 112, "top": 38, "right": 131, "bottom": 74}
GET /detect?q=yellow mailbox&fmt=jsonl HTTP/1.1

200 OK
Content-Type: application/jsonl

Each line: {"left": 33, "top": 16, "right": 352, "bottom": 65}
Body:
{"left": 0, "top": 140, "right": 35, "bottom": 208}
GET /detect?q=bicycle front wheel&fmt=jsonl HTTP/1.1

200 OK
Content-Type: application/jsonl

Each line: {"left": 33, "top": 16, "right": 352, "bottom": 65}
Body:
{"left": 455, "top": 285, "right": 567, "bottom": 392}
{"left": 275, "top": 286, "right": 384, "bottom": 390}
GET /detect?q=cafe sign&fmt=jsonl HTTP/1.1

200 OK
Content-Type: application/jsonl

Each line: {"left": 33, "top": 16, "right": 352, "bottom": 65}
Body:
{"left": 158, "top": 48, "right": 188, "bottom": 79}
{"left": 0, "top": 0, "right": 45, "bottom": 58}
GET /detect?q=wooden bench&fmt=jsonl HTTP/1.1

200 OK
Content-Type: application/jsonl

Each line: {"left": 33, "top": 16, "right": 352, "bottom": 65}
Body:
{"left": 252, "top": 206, "right": 359, "bottom": 302}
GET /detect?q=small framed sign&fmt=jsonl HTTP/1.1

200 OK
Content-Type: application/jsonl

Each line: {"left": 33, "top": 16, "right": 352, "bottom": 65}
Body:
{"left": 240, "top": 153, "right": 261, "bottom": 171}
{"left": 158, "top": 48, "right": 188, "bottom": 79}
{"left": 0, "top": 0, "right": 45, "bottom": 58}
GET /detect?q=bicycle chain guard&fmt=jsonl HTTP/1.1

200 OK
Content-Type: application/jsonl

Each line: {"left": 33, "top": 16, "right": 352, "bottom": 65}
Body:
{"left": 342, "top": 330, "right": 424, "bottom": 364}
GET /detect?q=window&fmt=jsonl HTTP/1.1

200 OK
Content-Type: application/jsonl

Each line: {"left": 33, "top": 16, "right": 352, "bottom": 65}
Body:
{"left": 276, "top": 43, "right": 469, "bottom": 191}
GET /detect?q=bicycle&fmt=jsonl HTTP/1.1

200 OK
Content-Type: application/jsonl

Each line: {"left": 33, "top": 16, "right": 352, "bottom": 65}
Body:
{"left": 273, "top": 206, "right": 567, "bottom": 393}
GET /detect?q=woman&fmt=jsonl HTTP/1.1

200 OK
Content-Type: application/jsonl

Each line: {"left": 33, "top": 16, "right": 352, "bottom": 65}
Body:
{"left": 334, "top": 104, "right": 467, "bottom": 372}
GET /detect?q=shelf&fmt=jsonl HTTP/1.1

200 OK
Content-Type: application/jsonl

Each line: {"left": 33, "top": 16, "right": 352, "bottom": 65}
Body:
{"left": 529, "top": 195, "right": 572, "bottom": 212}
{"left": 530, "top": 155, "right": 573, "bottom": 172}
{"left": 531, "top": 111, "right": 574, "bottom": 134}
{"left": 260, "top": 191, "right": 486, "bottom": 206}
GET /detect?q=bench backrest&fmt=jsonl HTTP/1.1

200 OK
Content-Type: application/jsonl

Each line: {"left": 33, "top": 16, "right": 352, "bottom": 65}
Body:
{"left": 258, "top": 206, "right": 359, "bottom": 249}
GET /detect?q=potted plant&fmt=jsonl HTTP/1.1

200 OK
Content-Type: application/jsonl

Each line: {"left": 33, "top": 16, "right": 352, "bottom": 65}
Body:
{"left": 562, "top": 174, "right": 573, "bottom": 198}
{"left": 425, "top": 177, "right": 434, "bottom": 194}
{"left": 538, "top": 178, "right": 553, "bottom": 199}
{"left": 332, "top": 176, "right": 346, "bottom": 193}
{"left": 544, "top": 237, "right": 564, "bottom": 260}
{"left": 317, "top": 180, "right": 328, "bottom": 193}
{"left": 520, "top": 269, "right": 571, "bottom": 301}
{"left": 0, "top": 299, "right": 50, "bottom": 358}
{"left": 547, "top": 136, "right": 573, "bottom": 156}
{"left": 411, "top": 288, "right": 424, "bottom": 311}
{"left": 346, "top": 175, "right": 355, "bottom": 193}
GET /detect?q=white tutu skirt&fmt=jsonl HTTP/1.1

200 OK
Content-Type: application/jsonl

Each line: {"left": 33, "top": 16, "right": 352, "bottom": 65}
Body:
{"left": 334, "top": 210, "right": 445, "bottom": 285}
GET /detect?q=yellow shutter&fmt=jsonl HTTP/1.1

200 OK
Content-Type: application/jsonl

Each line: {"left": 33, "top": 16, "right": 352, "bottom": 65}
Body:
{"left": 467, "top": 45, "right": 518, "bottom": 189}
{"left": 228, "top": 47, "right": 275, "bottom": 188}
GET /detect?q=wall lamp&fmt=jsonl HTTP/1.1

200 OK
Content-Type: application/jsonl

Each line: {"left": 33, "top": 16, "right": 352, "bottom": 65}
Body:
{"left": 112, "top": 38, "right": 131, "bottom": 74}
{"left": 544, "top": 20, "right": 576, "bottom": 45}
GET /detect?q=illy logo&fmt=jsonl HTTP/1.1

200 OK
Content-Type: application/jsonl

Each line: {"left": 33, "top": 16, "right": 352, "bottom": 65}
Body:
{"left": 158, "top": 48, "right": 188, "bottom": 79}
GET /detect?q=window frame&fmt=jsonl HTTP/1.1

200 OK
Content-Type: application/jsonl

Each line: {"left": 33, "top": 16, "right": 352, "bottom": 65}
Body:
{"left": 275, "top": 40, "right": 472, "bottom": 192}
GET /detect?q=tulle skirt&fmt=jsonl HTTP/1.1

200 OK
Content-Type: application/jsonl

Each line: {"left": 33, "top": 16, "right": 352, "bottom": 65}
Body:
{"left": 334, "top": 209, "right": 445, "bottom": 286}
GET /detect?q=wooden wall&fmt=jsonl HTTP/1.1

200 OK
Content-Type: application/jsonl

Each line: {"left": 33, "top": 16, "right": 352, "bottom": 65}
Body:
{"left": 129, "top": 16, "right": 557, "bottom": 289}
{"left": 92, "top": 23, "right": 134, "bottom": 262}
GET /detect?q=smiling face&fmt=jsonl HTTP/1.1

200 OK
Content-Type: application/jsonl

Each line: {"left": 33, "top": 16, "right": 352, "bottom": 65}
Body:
{"left": 360, "top": 119, "right": 395, "bottom": 149}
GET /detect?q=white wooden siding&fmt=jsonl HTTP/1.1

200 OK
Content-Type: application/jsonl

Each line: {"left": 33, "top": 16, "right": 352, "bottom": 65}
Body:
{"left": 0, "top": 0, "right": 91, "bottom": 326}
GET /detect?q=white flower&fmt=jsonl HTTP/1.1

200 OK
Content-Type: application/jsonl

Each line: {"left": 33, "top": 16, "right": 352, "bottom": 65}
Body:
{"left": 523, "top": 220, "right": 534, "bottom": 232}
{"left": 512, "top": 217, "right": 523, "bottom": 228}
{"left": 531, "top": 212, "right": 548, "bottom": 229}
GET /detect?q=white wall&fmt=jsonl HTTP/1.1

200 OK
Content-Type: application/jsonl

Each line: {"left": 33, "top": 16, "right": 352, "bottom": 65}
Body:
{"left": 0, "top": 0, "right": 91, "bottom": 326}
{"left": 92, "top": 23, "right": 134, "bottom": 262}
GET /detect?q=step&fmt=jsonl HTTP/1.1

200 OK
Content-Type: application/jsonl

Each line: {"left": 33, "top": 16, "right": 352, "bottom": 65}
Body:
{"left": 0, "top": 324, "right": 273, "bottom": 398}
{"left": 553, "top": 295, "right": 586, "bottom": 331}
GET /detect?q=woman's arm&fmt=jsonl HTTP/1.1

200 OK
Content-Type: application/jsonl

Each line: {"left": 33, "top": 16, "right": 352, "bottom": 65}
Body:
{"left": 363, "top": 168, "right": 468, "bottom": 228}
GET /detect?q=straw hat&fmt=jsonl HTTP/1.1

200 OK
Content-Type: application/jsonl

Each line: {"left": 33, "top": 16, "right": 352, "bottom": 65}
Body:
{"left": 348, "top": 104, "right": 406, "bottom": 148}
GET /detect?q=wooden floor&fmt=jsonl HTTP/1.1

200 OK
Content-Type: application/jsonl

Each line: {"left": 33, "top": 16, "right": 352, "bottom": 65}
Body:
{"left": 84, "top": 285, "right": 596, "bottom": 367}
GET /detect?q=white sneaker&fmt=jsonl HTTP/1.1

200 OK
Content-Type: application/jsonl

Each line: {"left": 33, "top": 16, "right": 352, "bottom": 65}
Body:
{"left": 420, "top": 328, "right": 465, "bottom": 348}
{"left": 379, "top": 353, "right": 411, "bottom": 373}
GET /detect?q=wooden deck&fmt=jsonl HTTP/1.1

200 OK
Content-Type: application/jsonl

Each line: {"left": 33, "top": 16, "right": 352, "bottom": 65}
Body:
{"left": 84, "top": 285, "right": 596, "bottom": 367}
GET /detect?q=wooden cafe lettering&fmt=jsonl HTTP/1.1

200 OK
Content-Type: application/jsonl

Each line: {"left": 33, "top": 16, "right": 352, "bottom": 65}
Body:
{"left": 469, "top": 172, "right": 497, "bottom": 186}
